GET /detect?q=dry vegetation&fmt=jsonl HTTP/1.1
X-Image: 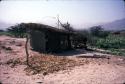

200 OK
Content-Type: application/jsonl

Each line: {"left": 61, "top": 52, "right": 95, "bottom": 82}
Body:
{"left": 6, "top": 54, "right": 88, "bottom": 75}
{"left": 25, "top": 55, "right": 87, "bottom": 75}
{"left": 5, "top": 58, "right": 23, "bottom": 68}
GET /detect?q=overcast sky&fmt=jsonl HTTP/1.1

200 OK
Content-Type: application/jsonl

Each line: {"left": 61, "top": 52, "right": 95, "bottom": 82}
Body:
{"left": 0, "top": 0, "right": 125, "bottom": 29}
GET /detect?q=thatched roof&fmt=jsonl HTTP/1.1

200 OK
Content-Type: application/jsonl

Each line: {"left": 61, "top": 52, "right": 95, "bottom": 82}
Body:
{"left": 25, "top": 23, "right": 74, "bottom": 34}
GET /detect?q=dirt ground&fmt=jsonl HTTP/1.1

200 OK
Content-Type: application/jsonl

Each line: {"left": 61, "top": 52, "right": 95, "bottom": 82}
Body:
{"left": 0, "top": 35, "right": 125, "bottom": 84}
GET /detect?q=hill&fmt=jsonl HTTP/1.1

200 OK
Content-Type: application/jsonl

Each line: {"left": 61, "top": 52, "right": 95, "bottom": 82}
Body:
{"left": 0, "top": 21, "right": 13, "bottom": 30}
{"left": 102, "top": 18, "right": 125, "bottom": 31}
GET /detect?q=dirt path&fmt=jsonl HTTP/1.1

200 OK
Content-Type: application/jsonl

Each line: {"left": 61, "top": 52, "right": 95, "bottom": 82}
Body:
{"left": 44, "top": 62, "right": 125, "bottom": 84}
{"left": 0, "top": 35, "right": 125, "bottom": 84}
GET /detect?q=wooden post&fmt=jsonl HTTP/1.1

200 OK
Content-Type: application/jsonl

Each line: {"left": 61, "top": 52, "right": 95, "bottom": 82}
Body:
{"left": 57, "top": 14, "right": 59, "bottom": 29}
{"left": 25, "top": 32, "right": 30, "bottom": 66}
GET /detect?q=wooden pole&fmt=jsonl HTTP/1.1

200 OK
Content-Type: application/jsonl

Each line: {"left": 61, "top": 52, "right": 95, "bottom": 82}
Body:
{"left": 57, "top": 14, "right": 59, "bottom": 29}
{"left": 25, "top": 32, "right": 30, "bottom": 66}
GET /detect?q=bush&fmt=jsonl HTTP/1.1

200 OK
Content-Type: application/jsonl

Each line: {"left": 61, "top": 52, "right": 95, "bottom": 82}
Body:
{"left": 96, "top": 35, "right": 125, "bottom": 49}
{"left": 0, "top": 32, "right": 13, "bottom": 36}
{"left": 89, "top": 26, "right": 110, "bottom": 38}
{"left": 7, "top": 23, "right": 27, "bottom": 38}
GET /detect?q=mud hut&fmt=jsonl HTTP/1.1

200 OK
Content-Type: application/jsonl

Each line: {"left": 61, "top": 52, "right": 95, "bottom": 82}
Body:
{"left": 26, "top": 23, "right": 74, "bottom": 53}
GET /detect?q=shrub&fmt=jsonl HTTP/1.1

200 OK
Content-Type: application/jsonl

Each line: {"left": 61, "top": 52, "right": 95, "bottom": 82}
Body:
{"left": 7, "top": 23, "right": 26, "bottom": 38}
{"left": 96, "top": 35, "right": 125, "bottom": 49}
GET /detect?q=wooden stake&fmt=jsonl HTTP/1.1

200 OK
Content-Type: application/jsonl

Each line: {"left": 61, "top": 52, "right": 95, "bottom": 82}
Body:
{"left": 25, "top": 33, "right": 30, "bottom": 66}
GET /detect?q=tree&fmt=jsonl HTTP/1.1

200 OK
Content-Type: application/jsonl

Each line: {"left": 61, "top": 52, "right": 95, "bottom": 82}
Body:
{"left": 89, "top": 25, "right": 109, "bottom": 38}
{"left": 61, "top": 22, "right": 74, "bottom": 32}
{"left": 0, "top": 29, "right": 4, "bottom": 32}
{"left": 90, "top": 26, "right": 103, "bottom": 37}
{"left": 7, "top": 23, "right": 26, "bottom": 38}
{"left": 59, "top": 21, "right": 74, "bottom": 49}
{"left": 73, "top": 33, "right": 87, "bottom": 49}
{"left": 76, "top": 30, "right": 89, "bottom": 49}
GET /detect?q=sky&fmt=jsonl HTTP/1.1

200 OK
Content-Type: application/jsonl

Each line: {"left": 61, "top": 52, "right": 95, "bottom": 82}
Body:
{"left": 0, "top": 0, "right": 125, "bottom": 29}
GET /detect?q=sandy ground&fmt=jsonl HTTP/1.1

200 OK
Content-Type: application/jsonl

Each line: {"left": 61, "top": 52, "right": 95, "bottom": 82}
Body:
{"left": 0, "top": 35, "right": 125, "bottom": 84}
